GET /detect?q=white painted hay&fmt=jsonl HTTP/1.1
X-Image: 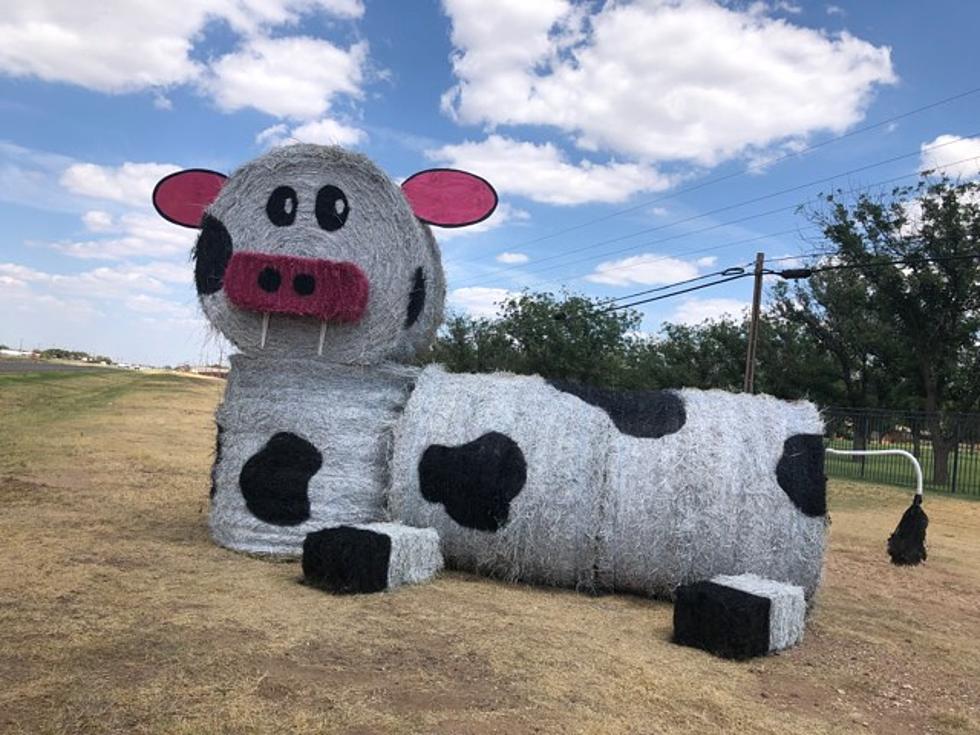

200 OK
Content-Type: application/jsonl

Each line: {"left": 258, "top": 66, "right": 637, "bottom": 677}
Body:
{"left": 210, "top": 355, "right": 417, "bottom": 556}
{"left": 599, "top": 389, "right": 826, "bottom": 600}
{"left": 388, "top": 366, "right": 611, "bottom": 591}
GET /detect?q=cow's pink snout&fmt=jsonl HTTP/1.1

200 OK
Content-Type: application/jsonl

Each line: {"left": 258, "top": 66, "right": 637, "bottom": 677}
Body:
{"left": 224, "top": 252, "right": 369, "bottom": 323}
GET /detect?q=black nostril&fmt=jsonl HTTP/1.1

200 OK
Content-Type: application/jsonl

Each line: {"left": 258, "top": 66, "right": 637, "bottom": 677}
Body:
{"left": 258, "top": 267, "right": 281, "bottom": 293}
{"left": 293, "top": 273, "right": 315, "bottom": 296}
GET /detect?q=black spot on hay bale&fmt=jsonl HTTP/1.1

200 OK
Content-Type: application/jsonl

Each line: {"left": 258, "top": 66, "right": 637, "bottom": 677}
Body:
{"left": 239, "top": 432, "right": 322, "bottom": 526}
{"left": 419, "top": 431, "right": 527, "bottom": 532}
{"left": 547, "top": 380, "right": 685, "bottom": 439}
{"left": 888, "top": 494, "right": 928, "bottom": 565}
{"left": 405, "top": 266, "right": 426, "bottom": 328}
{"left": 776, "top": 434, "right": 827, "bottom": 517}
{"left": 210, "top": 422, "right": 225, "bottom": 499}
{"left": 193, "top": 215, "right": 233, "bottom": 295}
{"left": 673, "top": 580, "right": 771, "bottom": 660}
{"left": 302, "top": 526, "right": 390, "bottom": 594}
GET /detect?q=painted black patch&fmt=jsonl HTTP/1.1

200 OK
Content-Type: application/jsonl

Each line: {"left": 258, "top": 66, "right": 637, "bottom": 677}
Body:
{"left": 266, "top": 185, "right": 298, "bottom": 226}
{"left": 239, "top": 432, "right": 322, "bottom": 526}
{"left": 548, "top": 380, "right": 686, "bottom": 439}
{"left": 315, "top": 184, "right": 349, "bottom": 231}
{"left": 258, "top": 266, "right": 281, "bottom": 293}
{"left": 210, "top": 422, "right": 225, "bottom": 499}
{"left": 405, "top": 266, "right": 426, "bottom": 328}
{"left": 673, "top": 580, "right": 771, "bottom": 660}
{"left": 419, "top": 431, "right": 527, "bottom": 532}
{"left": 776, "top": 434, "right": 827, "bottom": 517}
{"left": 193, "top": 215, "right": 234, "bottom": 295}
{"left": 302, "top": 526, "right": 390, "bottom": 594}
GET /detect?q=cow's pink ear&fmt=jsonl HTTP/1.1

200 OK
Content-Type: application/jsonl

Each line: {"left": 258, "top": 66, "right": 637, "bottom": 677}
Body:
{"left": 401, "top": 168, "right": 498, "bottom": 228}
{"left": 152, "top": 169, "right": 227, "bottom": 228}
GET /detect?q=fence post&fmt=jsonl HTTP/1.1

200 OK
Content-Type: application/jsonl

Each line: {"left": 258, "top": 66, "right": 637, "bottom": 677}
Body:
{"left": 860, "top": 415, "right": 870, "bottom": 478}
{"left": 951, "top": 419, "right": 960, "bottom": 495}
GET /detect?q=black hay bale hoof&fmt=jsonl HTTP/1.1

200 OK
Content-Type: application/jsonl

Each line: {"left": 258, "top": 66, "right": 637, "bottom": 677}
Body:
{"left": 302, "top": 526, "right": 391, "bottom": 594}
{"left": 673, "top": 574, "right": 806, "bottom": 660}
{"left": 301, "top": 523, "right": 443, "bottom": 594}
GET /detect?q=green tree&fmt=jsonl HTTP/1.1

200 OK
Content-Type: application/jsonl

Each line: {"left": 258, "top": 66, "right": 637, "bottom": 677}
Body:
{"left": 422, "top": 291, "right": 641, "bottom": 386}
{"left": 802, "top": 176, "right": 980, "bottom": 480}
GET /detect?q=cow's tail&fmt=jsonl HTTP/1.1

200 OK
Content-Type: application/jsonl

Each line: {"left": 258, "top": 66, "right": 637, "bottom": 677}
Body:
{"left": 825, "top": 447, "right": 928, "bottom": 566}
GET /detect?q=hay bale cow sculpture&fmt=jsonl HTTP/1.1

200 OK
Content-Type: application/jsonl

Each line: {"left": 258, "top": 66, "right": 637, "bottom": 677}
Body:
{"left": 153, "top": 144, "right": 828, "bottom": 657}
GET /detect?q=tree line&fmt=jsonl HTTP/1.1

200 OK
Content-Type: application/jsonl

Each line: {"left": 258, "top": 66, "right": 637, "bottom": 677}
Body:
{"left": 419, "top": 176, "right": 980, "bottom": 483}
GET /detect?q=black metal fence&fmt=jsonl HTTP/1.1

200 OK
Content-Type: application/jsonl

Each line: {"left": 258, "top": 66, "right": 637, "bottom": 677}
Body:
{"left": 823, "top": 407, "right": 980, "bottom": 497}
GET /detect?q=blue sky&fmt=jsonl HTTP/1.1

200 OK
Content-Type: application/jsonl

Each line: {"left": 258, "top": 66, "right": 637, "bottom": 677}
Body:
{"left": 2, "top": 0, "right": 980, "bottom": 366}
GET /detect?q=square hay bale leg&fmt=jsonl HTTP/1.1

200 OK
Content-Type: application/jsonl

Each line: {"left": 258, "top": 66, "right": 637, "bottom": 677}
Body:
{"left": 302, "top": 523, "right": 442, "bottom": 594}
{"left": 673, "top": 574, "right": 806, "bottom": 659}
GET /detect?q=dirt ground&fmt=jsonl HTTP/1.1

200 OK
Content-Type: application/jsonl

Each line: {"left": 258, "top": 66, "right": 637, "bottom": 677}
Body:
{"left": 0, "top": 371, "right": 978, "bottom": 735}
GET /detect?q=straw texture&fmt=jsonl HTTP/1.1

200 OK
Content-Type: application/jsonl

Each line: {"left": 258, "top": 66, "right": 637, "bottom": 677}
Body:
{"left": 389, "top": 366, "right": 611, "bottom": 591}
{"left": 599, "top": 389, "right": 826, "bottom": 600}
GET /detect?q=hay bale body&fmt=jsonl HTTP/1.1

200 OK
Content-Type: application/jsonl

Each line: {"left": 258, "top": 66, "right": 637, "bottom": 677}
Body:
{"left": 389, "top": 366, "right": 827, "bottom": 599}
{"left": 389, "top": 367, "right": 611, "bottom": 590}
{"left": 600, "top": 389, "right": 826, "bottom": 599}
{"left": 210, "top": 355, "right": 417, "bottom": 556}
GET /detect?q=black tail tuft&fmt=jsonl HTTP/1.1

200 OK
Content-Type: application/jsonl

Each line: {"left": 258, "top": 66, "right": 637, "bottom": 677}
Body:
{"left": 887, "top": 494, "right": 928, "bottom": 566}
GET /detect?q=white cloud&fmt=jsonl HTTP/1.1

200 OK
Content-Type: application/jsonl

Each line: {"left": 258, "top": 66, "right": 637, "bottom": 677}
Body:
{"left": 82, "top": 210, "right": 114, "bottom": 232}
{"left": 585, "top": 253, "right": 712, "bottom": 286}
{"left": 448, "top": 286, "right": 514, "bottom": 318}
{"left": 60, "top": 161, "right": 179, "bottom": 204}
{"left": 257, "top": 117, "right": 366, "bottom": 148}
{"left": 54, "top": 211, "right": 197, "bottom": 260}
{"left": 695, "top": 256, "right": 718, "bottom": 268}
{"left": 920, "top": 134, "right": 980, "bottom": 180}
{"left": 205, "top": 36, "right": 367, "bottom": 120}
{"left": 0, "top": 1, "right": 363, "bottom": 94}
{"left": 441, "top": 0, "right": 895, "bottom": 166}
{"left": 429, "top": 135, "right": 674, "bottom": 205}
{"left": 669, "top": 297, "right": 747, "bottom": 325}
{"left": 774, "top": 1, "right": 802, "bottom": 13}
{"left": 497, "top": 252, "right": 529, "bottom": 264}
{"left": 826, "top": 5, "right": 846, "bottom": 16}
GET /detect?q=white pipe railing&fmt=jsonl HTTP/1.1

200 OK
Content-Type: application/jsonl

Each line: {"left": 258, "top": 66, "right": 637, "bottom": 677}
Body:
{"left": 825, "top": 447, "right": 924, "bottom": 497}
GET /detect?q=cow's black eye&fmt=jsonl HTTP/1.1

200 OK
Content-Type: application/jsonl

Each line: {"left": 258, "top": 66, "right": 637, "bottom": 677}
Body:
{"left": 315, "top": 185, "right": 349, "bottom": 231}
{"left": 266, "top": 186, "right": 298, "bottom": 226}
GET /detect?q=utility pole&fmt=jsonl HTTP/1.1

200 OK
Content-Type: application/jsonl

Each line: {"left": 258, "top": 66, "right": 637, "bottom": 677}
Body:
{"left": 742, "top": 252, "right": 766, "bottom": 394}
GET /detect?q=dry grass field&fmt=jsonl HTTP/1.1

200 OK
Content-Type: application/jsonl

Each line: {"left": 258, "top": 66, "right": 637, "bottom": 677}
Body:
{"left": 1, "top": 370, "right": 978, "bottom": 735}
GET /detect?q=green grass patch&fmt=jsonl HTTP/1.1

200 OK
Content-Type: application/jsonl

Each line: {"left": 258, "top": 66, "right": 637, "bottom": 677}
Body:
{"left": 826, "top": 437, "right": 980, "bottom": 498}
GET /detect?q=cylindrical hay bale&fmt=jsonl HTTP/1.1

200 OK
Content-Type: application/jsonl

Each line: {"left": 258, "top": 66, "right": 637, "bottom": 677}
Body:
{"left": 598, "top": 389, "right": 827, "bottom": 600}
{"left": 210, "top": 355, "right": 417, "bottom": 556}
{"left": 388, "top": 366, "right": 611, "bottom": 590}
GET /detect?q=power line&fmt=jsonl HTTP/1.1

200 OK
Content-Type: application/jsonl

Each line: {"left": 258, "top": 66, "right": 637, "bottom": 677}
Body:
{"left": 594, "top": 272, "right": 754, "bottom": 314}
{"left": 505, "top": 153, "right": 980, "bottom": 292}
{"left": 769, "top": 252, "right": 980, "bottom": 280}
{"left": 599, "top": 264, "right": 750, "bottom": 306}
{"left": 452, "top": 136, "right": 980, "bottom": 289}
{"left": 452, "top": 85, "right": 980, "bottom": 265}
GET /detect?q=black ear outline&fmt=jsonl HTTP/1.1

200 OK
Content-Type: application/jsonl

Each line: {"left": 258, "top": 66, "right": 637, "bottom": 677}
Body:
{"left": 401, "top": 167, "right": 499, "bottom": 228}
{"left": 152, "top": 168, "right": 228, "bottom": 229}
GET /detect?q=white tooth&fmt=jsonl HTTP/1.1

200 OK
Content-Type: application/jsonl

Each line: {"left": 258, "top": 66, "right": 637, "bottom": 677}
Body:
{"left": 260, "top": 313, "right": 269, "bottom": 349}
{"left": 317, "top": 322, "right": 326, "bottom": 356}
